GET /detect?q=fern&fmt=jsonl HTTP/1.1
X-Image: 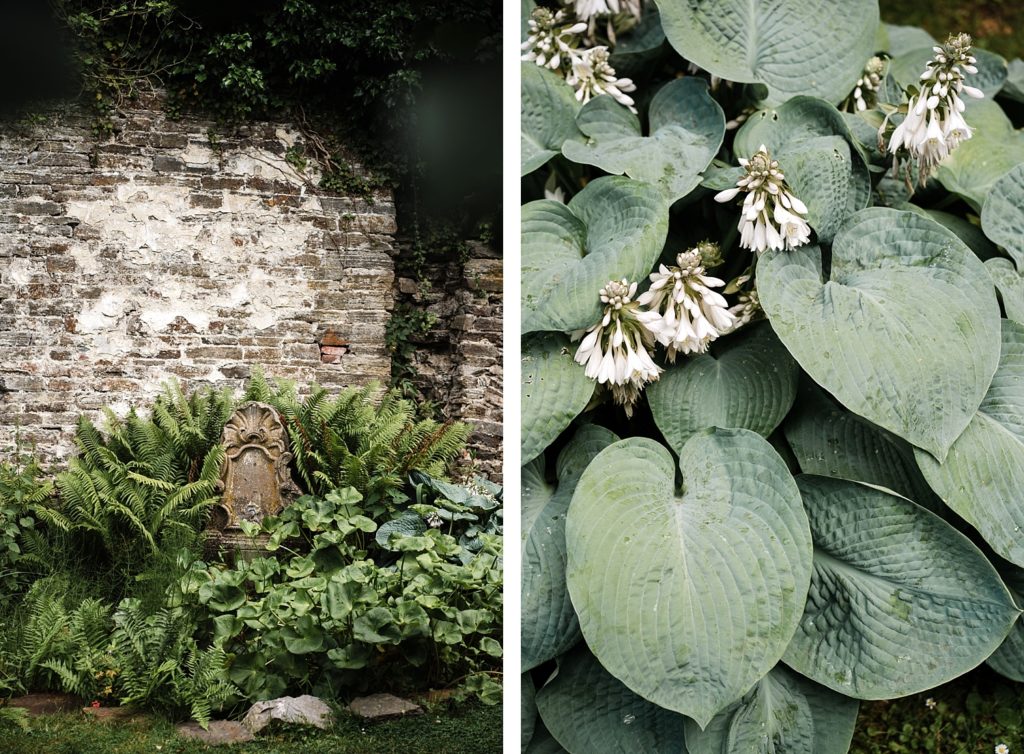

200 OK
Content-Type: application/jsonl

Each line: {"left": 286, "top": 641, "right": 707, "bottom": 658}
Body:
{"left": 112, "top": 599, "right": 235, "bottom": 726}
{"left": 244, "top": 370, "right": 468, "bottom": 500}
{"left": 38, "top": 383, "right": 233, "bottom": 587}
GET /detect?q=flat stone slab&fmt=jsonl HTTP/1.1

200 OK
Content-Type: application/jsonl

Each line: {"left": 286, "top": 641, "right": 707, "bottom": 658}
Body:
{"left": 177, "top": 721, "right": 255, "bottom": 745}
{"left": 242, "top": 695, "right": 333, "bottom": 734}
{"left": 348, "top": 693, "right": 423, "bottom": 720}
{"left": 7, "top": 693, "right": 81, "bottom": 716}
{"left": 81, "top": 705, "right": 146, "bottom": 723}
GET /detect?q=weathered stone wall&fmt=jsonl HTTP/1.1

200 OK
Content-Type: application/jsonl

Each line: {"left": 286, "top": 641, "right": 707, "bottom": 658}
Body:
{"left": 0, "top": 93, "right": 397, "bottom": 462}
{"left": 396, "top": 243, "right": 503, "bottom": 481}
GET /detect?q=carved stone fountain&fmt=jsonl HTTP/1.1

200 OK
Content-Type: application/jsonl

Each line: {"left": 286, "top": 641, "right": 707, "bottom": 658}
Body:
{"left": 209, "top": 401, "right": 296, "bottom": 559}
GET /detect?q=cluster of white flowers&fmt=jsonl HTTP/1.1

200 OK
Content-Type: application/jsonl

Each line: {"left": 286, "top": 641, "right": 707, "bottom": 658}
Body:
{"left": 714, "top": 145, "right": 812, "bottom": 254}
{"left": 521, "top": 7, "right": 638, "bottom": 112}
{"left": 845, "top": 56, "right": 886, "bottom": 112}
{"left": 724, "top": 288, "right": 761, "bottom": 333}
{"left": 565, "top": 46, "right": 637, "bottom": 111}
{"left": 573, "top": 279, "right": 661, "bottom": 415}
{"left": 995, "top": 744, "right": 1009, "bottom": 754}
{"left": 520, "top": 8, "right": 588, "bottom": 71}
{"left": 884, "top": 33, "right": 983, "bottom": 185}
{"left": 636, "top": 247, "right": 735, "bottom": 361}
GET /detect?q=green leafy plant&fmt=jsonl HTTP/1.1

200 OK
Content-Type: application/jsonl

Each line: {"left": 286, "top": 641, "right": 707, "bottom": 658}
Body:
{"left": 34, "top": 382, "right": 230, "bottom": 591}
{"left": 521, "top": 2, "right": 1024, "bottom": 751}
{"left": 177, "top": 486, "right": 502, "bottom": 703}
{"left": 243, "top": 373, "right": 468, "bottom": 504}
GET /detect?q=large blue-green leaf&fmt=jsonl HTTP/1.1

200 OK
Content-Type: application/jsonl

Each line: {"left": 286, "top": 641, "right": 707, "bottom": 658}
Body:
{"left": 521, "top": 332, "right": 595, "bottom": 466}
{"left": 523, "top": 672, "right": 538, "bottom": 753}
{"left": 609, "top": 6, "right": 666, "bottom": 79}
{"left": 783, "top": 378, "right": 943, "bottom": 513}
{"left": 758, "top": 207, "right": 1001, "bottom": 461}
{"left": 936, "top": 99, "right": 1024, "bottom": 211}
{"left": 522, "top": 177, "right": 669, "bottom": 334}
{"left": 982, "top": 163, "right": 1024, "bottom": 269}
{"left": 891, "top": 47, "right": 1007, "bottom": 99}
{"left": 562, "top": 78, "right": 725, "bottom": 202}
{"left": 647, "top": 322, "right": 797, "bottom": 456}
{"left": 734, "top": 97, "right": 871, "bottom": 243}
{"left": 881, "top": 24, "right": 935, "bottom": 56}
{"left": 1003, "top": 58, "right": 1024, "bottom": 103}
{"left": 655, "top": 0, "right": 878, "bottom": 108}
{"left": 535, "top": 644, "right": 687, "bottom": 754}
{"left": 915, "top": 320, "right": 1024, "bottom": 567}
{"left": 784, "top": 475, "right": 1019, "bottom": 699}
{"left": 987, "top": 258, "right": 1024, "bottom": 325}
{"left": 566, "top": 430, "right": 811, "bottom": 727}
{"left": 526, "top": 721, "right": 571, "bottom": 754}
{"left": 522, "top": 63, "right": 584, "bottom": 176}
{"left": 522, "top": 426, "right": 618, "bottom": 671}
{"left": 683, "top": 664, "right": 858, "bottom": 754}
{"left": 988, "top": 562, "right": 1024, "bottom": 682}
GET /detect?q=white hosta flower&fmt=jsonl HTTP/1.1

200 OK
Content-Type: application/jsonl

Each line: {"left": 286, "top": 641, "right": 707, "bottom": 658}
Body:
{"left": 636, "top": 248, "right": 735, "bottom": 360}
{"left": 722, "top": 287, "right": 762, "bottom": 334}
{"left": 573, "top": 278, "right": 661, "bottom": 415}
{"left": 844, "top": 56, "right": 886, "bottom": 112}
{"left": 426, "top": 512, "right": 444, "bottom": 529}
{"left": 521, "top": 7, "right": 588, "bottom": 71}
{"left": 714, "top": 145, "right": 812, "bottom": 254}
{"left": 565, "top": 46, "right": 637, "bottom": 112}
{"left": 569, "top": 0, "right": 642, "bottom": 23}
{"left": 883, "top": 33, "right": 983, "bottom": 185}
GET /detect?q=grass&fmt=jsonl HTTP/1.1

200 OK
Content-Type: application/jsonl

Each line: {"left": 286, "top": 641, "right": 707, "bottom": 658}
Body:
{"left": 0, "top": 701, "right": 502, "bottom": 754}
{"left": 852, "top": 666, "right": 1024, "bottom": 753}
{"left": 881, "top": 0, "right": 1024, "bottom": 59}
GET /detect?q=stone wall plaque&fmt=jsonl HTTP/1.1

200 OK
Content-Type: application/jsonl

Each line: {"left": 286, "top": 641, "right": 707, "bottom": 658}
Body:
{"left": 212, "top": 401, "right": 293, "bottom": 531}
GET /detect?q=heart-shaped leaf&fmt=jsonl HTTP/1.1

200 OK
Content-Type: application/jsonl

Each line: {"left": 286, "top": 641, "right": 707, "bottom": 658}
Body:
{"left": 982, "top": 162, "right": 1024, "bottom": 269}
{"left": 784, "top": 475, "right": 1018, "bottom": 699}
{"left": 988, "top": 562, "right": 1024, "bottom": 682}
{"left": 734, "top": 97, "right": 871, "bottom": 243}
{"left": 683, "top": 664, "right": 859, "bottom": 754}
{"left": 522, "top": 176, "right": 669, "bottom": 334}
{"left": 655, "top": 0, "right": 878, "bottom": 107}
{"left": 521, "top": 332, "right": 595, "bottom": 465}
{"left": 758, "top": 207, "right": 1001, "bottom": 461}
{"left": 522, "top": 425, "right": 618, "bottom": 671}
{"left": 522, "top": 63, "right": 584, "bottom": 176}
{"left": 562, "top": 77, "right": 725, "bottom": 202}
{"left": 647, "top": 321, "right": 798, "bottom": 455}
{"left": 915, "top": 320, "right": 1024, "bottom": 567}
{"left": 523, "top": 672, "right": 538, "bottom": 753}
{"left": 987, "top": 258, "right": 1024, "bottom": 325}
{"left": 566, "top": 430, "right": 812, "bottom": 727}
{"left": 936, "top": 99, "right": 1024, "bottom": 211}
{"left": 1003, "top": 58, "right": 1024, "bottom": 103}
{"left": 783, "top": 378, "right": 943, "bottom": 512}
{"left": 881, "top": 24, "right": 936, "bottom": 56}
{"left": 535, "top": 644, "right": 687, "bottom": 754}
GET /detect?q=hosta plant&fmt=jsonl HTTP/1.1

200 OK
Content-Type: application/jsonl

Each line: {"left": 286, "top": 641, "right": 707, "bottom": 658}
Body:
{"left": 521, "top": 1, "right": 1024, "bottom": 751}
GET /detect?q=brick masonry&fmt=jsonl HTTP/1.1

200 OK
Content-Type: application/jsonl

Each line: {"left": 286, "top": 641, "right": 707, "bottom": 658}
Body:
{"left": 396, "top": 243, "right": 503, "bottom": 481}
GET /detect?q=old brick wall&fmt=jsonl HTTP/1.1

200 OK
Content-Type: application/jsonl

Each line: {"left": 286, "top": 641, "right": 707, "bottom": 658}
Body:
{"left": 396, "top": 242, "right": 503, "bottom": 481}
{"left": 0, "top": 93, "right": 397, "bottom": 462}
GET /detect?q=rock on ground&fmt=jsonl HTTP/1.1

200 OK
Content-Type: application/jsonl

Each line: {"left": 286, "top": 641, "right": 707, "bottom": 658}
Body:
{"left": 176, "top": 721, "right": 255, "bottom": 745}
{"left": 242, "top": 695, "right": 334, "bottom": 734}
{"left": 6, "top": 693, "right": 81, "bottom": 716}
{"left": 348, "top": 693, "right": 424, "bottom": 720}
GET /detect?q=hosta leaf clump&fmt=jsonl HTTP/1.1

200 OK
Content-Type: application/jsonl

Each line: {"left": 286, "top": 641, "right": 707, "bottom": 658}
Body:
{"left": 656, "top": 0, "right": 878, "bottom": 107}
{"left": 566, "top": 430, "right": 811, "bottom": 727}
{"left": 521, "top": 5, "right": 1024, "bottom": 750}
{"left": 521, "top": 425, "right": 618, "bottom": 670}
{"left": 784, "top": 475, "right": 1018, "bottom": 698}
{"left": 521, "top": 176, "right": 669, "bottom": 334}
{"left": 759, "top": 207, "right": 1000, "bottom": 460}
{"left": 915, "top": 320, "right": 1024, "bottom": 567}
